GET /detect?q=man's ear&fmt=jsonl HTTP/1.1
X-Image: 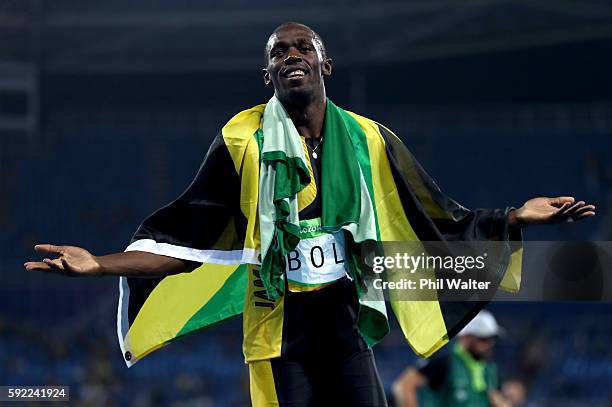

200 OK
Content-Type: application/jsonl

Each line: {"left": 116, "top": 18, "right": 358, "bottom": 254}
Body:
{"left": 263, "top": 69, "right": 271, "bottom": 86}
{"left": 322, "top": 58, "right": 333, "bottom": 77}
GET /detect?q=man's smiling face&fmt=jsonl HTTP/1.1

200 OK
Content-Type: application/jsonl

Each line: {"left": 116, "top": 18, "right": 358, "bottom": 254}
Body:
{"left": 263, "top": 23, "right": 332, "bottom": 102}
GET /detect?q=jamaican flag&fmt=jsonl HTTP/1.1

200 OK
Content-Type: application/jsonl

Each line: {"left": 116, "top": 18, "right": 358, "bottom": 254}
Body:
{"left": 117, "top": 97, "right": 522, "bottom": 367}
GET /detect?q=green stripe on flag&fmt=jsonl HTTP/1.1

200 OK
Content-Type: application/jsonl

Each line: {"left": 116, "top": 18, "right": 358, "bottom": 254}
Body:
{"left": 337, "top": 105, "right": 381, "bottom": 240}
{"left": 321, "top": 100, "right": 362, "bottom": 230}
{"left": 175, "top": 265, "right": 248, "bottom": 337}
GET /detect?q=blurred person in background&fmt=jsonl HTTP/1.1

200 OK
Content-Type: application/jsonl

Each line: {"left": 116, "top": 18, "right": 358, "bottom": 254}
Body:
{"left": 25, "top": 22, "right": 595, "bottom": 407}
{"left": 392, "top": 310, "right": 517, "bottom": 407}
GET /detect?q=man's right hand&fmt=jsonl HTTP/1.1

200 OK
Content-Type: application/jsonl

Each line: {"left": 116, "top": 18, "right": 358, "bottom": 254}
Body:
{"left": 25, "top": 245, "right": 199, "bottom": 278}
{"left": 24, "top": 244, "right": 102, "bottom": 276}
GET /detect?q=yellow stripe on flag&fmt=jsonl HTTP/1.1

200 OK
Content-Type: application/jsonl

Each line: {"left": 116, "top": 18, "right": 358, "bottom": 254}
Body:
{"left": 500, "top": 247, "right": 523, "bottom": 293}
{"left": 125, "top": 263, "right": 239, "bottom": 360}
{"left": 223, "top": 105, "right": 265, "bottom": 253}
{"left": 348, "top": 112, "right": 449, "bottom": 357}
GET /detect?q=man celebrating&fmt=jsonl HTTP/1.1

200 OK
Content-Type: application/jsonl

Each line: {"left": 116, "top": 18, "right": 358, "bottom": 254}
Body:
{"left": 25, "top": 22, "right": 594, "bottom": 406}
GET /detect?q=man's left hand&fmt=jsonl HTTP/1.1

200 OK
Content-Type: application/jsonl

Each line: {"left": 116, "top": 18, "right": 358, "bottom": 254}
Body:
{"left": 509, "top": 196, "right": 595, "bottom": 227}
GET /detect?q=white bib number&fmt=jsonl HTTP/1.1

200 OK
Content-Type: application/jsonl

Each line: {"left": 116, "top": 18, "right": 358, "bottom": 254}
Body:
{"left": 285, "top": 218, "right": 348, "bottom": 291}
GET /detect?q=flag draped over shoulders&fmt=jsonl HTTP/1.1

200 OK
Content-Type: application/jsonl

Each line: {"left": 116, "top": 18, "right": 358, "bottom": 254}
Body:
{"left": 117, "top": 98, "right": 522, "bottom": 367}
{"left": 117, "top": 105, "right": 264, "bottom": 367}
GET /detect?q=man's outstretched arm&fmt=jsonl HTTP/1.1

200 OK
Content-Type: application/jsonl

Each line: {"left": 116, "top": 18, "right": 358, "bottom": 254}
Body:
{"left": 23, "top": 135, "right": 241, "bottom": 280}
{"left": 24, "top": 244, "right": 199, "bottom": 278}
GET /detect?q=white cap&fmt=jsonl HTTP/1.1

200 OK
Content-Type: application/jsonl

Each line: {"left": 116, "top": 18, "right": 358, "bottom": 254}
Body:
{"left": 458, "top": 310, "right": 504, "bottom": 338}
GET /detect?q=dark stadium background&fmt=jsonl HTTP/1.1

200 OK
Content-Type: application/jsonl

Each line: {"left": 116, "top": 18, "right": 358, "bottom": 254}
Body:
{"left": 2, "top": 1, "right": 612, "bottom": 406}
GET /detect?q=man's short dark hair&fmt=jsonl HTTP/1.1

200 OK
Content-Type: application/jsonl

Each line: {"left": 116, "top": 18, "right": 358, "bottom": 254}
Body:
{"left": 263, "top": 22, "right": 328, "bottom": 66}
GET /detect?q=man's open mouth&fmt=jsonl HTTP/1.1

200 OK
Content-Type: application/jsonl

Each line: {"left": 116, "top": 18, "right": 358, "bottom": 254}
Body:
{"left": 284, "top": 69, "right": 307, "bottom": 79}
